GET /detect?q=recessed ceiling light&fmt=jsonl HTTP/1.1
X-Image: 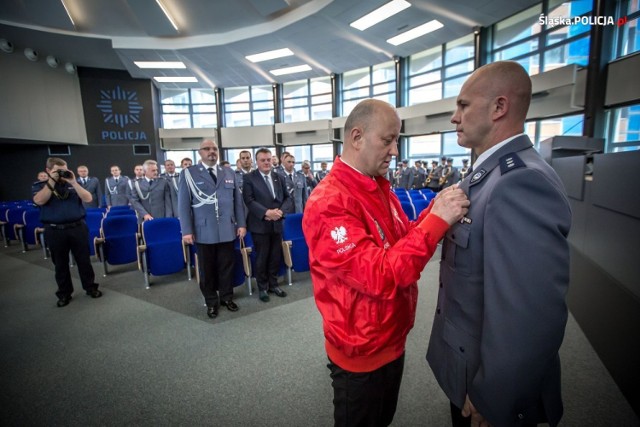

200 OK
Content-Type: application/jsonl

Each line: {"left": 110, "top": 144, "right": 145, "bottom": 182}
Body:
{"left": 153, "top": 76, "right": 198, "bottom": 83}
{"left": 246, "top": 48, "right": 294, "bottom": 63}
{"left": 350, "top": 0, "right": 411, "bottom": 31}
{"left": 269, "top": 64, "right": 312, "bottom": 76}
{"left": 134, "top": 61, "right": 186, "bottom": 69}
{"left": 387, "top": 19, "right": 444, "bottom": 46}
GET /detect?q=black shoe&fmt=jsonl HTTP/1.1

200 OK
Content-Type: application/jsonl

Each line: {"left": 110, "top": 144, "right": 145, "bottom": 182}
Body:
{"left": 57, "top": 296, "right": 72, "bottom": 307}
{"left": 258, "top": 290, "right": 270, "bottom": 302}
{"left": 207, "top": 306, "right": 219, "bottom": 318}
{"left": 86, "top": 289, "right": 103, "bottom": 298}
{"left": 221, "top": 300, "right": 239, "bottom": 312}
{"left": 268, "top": 286, "right": 287, "bottom": 298}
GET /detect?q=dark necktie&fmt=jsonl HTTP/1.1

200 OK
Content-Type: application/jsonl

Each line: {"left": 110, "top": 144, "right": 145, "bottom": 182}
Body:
{"left": 115, "top": 178, "right": 119, "bottom": 184}
{"left": 82, "top": 178, "right": 87, "bottom": 185}
{"left": 208, "top": 167, "right": 217, "bottom": 185}
{"left": 264, "top": 174, "right": 275, "bottom": 198}
{"left": 149, "top": 179, "right": 154, "bottom": 185}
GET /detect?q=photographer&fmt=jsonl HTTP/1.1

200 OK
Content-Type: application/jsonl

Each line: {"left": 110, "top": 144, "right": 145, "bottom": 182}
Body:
{"left": 33, "top": 157, "right": 102, "bottom": 307}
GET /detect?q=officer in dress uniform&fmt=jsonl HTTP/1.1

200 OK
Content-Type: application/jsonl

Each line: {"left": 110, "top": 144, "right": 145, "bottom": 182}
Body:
{"left": 33, "top": 157, "right": 102, "bottom": 307}
{"left": 179, "top": 139, "right": 246, "bottom": 318}
{"left": 315, "top": 162, "right": 329, "bottom": 182}
{"left": 234, "top": 150, "right": 253, "bottom": 192}
{"left": 280, "top": 153, "right": 307, "bottom": 213}
{"left": 161, "top": 159, "right": 180, "bottom": 218}
{"left": 76, "top": 165, "right": 103, "bottom": 208}
{"left": 459, "top": 159, "right": 470, "bottom": 181}
{"left": 105, "top": 165, "right": 130, "bottom": 208}
{"left": 129, "top": 160, "right": 174, "bottom": 223}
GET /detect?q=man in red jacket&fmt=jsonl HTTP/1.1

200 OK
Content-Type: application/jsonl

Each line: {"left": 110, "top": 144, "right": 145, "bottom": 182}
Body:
{"left": 303, "top": 99, "right": 469, "bottom": 426}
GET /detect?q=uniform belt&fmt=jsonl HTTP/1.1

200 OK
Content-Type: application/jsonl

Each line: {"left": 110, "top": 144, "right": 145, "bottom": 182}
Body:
{"left": 47, "top": 220, "right": 83, "bottom": 230}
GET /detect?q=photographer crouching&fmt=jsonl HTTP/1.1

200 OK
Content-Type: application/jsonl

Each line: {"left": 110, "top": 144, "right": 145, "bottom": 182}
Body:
{"left": 33, "top": 157, "right": 102, "bottom": 307}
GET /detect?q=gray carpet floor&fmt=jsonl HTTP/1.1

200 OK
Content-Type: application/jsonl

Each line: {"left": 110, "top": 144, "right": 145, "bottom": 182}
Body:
{"left": 0, "top": 242, "right": 638, "bottom": 426}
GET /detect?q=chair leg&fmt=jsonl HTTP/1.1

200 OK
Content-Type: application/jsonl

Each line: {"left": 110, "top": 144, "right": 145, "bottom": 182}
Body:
{"left": 38, "top": 232, "right": 48, "bottom": 259}
{"left": 99, "top": 246, "right": 107, "bottom": 277}
{"left": 142, "top": 253, "right": 150, "bottom": 289}
{"left": 19, "top": 228, "right": 27, "bottom": 253}
{"left": 245, "top": 276, "right": 252, "bottom": 296}
{"left": 287, "top": 267, "right": 292, "bottom": 286}
{"left": 186, "top": 250, "right": 192, "bottom": 281}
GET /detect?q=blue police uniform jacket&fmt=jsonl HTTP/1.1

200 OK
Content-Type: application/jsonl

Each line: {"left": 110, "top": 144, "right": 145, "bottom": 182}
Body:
{"left": 178, "top": 163, "right": 246, "bottom": 244}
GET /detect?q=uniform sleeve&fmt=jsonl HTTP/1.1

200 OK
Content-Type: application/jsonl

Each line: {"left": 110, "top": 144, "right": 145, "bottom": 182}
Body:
{"left": 304, "top": 195, "right": 448, "bottom": 300}
{"left": 104, "top": 179, "right": 111, "bottom": 206}
{"left": 469, "top": 168, "right": 571, "bottom": 424}
{"left": 129, "top": 182, "right": 148, "bottom": 217}
{"left": 164, "top": 181, "right": 173, "bottom": 217}
{"left": 177, "top": 170, "right": 193, "bottom": 235}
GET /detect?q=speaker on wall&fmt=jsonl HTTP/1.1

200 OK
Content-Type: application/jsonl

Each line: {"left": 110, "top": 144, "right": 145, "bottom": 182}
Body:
{"left": 48, "top": 145, "right": 71, "bottom": 156}
{"left": 133, "top": 144, "right": 151, "bottom": 155}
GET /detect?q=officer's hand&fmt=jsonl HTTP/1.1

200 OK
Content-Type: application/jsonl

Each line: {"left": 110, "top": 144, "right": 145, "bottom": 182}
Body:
{"left": 182, "top": 234, "right": 194, "bottom": 245}
{"left": 430, "top": 185, "right": 469, "bottom": 225}
{"left": 143, "top": 214, "right": 154, "bottom": 221}
{"left": 237, "top": 227, "right": 246, "bottom": 239}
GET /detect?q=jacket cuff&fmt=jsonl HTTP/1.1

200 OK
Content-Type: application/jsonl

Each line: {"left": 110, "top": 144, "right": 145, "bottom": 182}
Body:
{"left": 417, "top": 213, "right": 450, "bottom": 244}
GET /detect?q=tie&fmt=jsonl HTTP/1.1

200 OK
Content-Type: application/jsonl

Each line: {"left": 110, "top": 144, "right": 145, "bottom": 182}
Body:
{"left": 149, "top": 179, "right": 154, "bottom": 185}
{"left": 208, "top": 167, "right": 217, "bottom": 185}
{"left": 264, "top": 174, "right": 275, "bottom": 199}
{"left": 82, "top": 178, "right": 87, "bottom": 185}
{"left": 115, "top": 178, "right": 119, "bottom": 183}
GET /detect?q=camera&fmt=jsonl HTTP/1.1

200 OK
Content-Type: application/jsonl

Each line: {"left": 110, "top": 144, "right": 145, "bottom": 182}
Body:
{"left": 56, "top": 170, "right": 73, "bottom": 179}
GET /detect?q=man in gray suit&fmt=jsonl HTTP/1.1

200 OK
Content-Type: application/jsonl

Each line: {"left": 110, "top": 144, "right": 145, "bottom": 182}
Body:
{"left": 76, "top": 165, "right": 103, "bottom": 208}
{"left": 161, "top": 159, "right": 180, "bottom": 218}
{"left": 105, "top": 165, "right": 130, "bottom": 208}
{"left": 280, "top": 153, "right": 307, "bottom": 213}
{"left": 179, "top": 140, "right": 246, "bottom": 318}
{"left": 426, "top": 61, "right": 572, "bottom": 427}
{"left": 129, "top": 160, "right": 174, "bottom": 223}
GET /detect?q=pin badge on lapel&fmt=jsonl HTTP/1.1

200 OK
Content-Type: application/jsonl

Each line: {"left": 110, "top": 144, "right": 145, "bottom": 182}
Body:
{"left": 470, "top": 169, "right": 487, "bottom": 184}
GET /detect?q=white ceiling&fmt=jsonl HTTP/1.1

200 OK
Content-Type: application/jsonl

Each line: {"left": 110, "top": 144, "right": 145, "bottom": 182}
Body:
{"left": 0, "top": 0, "right": 539, "bottom": 89}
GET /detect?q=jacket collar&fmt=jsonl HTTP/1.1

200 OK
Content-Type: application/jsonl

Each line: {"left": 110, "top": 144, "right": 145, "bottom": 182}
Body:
{"left": 333, "top": 156, "right": 389, "bottom": 194}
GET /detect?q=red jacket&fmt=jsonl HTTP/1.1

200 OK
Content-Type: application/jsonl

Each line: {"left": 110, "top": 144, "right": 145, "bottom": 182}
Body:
{"left": 303, "top": 156, "right": 449, "bottom": 373}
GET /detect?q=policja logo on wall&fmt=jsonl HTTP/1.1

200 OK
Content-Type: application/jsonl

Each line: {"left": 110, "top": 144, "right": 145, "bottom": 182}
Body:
{"left": 96, "top": 85, "right": 147, "bottom": 142}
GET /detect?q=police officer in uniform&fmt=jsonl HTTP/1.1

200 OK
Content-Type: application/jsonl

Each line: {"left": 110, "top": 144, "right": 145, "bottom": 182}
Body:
{"left": 179, "top": 139, "right": 246, "bottom": 318}
{"left": 280, "top": 153, "right": 307, "bottom": 213}
{"left": 129, "top": 160, "right": 174, "bottom": 223}
{"left": 105, "top": 165, "right": 130, "bottom": 208}
{"left": 161, "top": 159, "right": 180, "bottom": 217}
{"left": 33, "top": 157, "right": 102, "bottom": 307}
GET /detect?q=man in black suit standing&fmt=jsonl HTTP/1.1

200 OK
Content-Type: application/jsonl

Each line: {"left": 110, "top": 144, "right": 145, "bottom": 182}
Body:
{"left": 242, "top": 147, "right": 292, "bottom": 302}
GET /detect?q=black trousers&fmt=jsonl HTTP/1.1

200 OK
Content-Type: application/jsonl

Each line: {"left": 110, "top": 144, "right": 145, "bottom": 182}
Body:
{"left": 328, "top": 353, "right": 405, "bottom": 427}
{"left": 44, "top": 222, "right": 96, "bottom": 299}
{"left": 252, "top": 232, "right": 282, "bottom": 292}
{"left": 196, "top": 241, "right": 235, "bottom": 307}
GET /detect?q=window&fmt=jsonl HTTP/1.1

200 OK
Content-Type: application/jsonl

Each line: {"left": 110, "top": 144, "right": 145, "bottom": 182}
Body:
{"left": 160, "top": 89, "right": 217, "bottom": 129}
{"left": 525, "top": 114, "right": 584, "bottom": 147}
{"left": 608, "top": 104, "right": 640, "bottom": 152}
{"left": 224, "top": 85, "right": 274, "bottom": 127}
{"left": 283, "top": 77, "right": 332, "bottom": 123}
{"left": 341, "top": 61, "right": 396, "bottom": 116}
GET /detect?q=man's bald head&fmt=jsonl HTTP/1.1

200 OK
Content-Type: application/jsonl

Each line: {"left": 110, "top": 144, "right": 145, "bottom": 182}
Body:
{"left": 344, "top": 99, "right": 398, "bottom": 147}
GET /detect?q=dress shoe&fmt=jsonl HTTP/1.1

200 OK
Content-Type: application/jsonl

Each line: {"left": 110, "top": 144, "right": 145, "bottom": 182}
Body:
{"left": 86, "top": 289, "right": 103, "bottom": 298}
{"left": 259, "top": 290, "right": 270, "bottom": 302}
{"left": 207, "top": 306, "right": 219, "bottom": 318}
{"left": 57, "top": 296, "right": 72, "bottom": 307}
{"left": 221, "top": 300, "right": 239, "bottom": 312}
{"left": 268, "top": 286, "right": 287, "bottom": 298}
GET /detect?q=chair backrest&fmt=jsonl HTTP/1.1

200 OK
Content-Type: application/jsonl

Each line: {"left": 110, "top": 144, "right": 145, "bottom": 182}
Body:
{"left": 109, "top": 205, "right": 132, "bottom": 211}
{"left": 22, "top": 209, "right": 43, "bottom": 245}
{"left": 5, "top": 207, "right": 28, "bottom": 240}
{"left": 283, "top": 213, "right": 309, "bottom": 272}
{"left": 413, "top": 199, "right": 431, "bottom": 217}
{"left": 105, "top": 209, "right": 136, "bottom": 217}
{"left": 85, "top": 211, "right": 104, "bottom": 255}
{"left": 101, "top": 215, "right": 139, "bottom": 265}
{"left": 142, "top": 217, "right": 184, "bottom": 276}
{"left": 399, "top": 201, "right": 416, "bottom": 221}
{"left": 283, "top": 213, "right": 304, "bottom": 240}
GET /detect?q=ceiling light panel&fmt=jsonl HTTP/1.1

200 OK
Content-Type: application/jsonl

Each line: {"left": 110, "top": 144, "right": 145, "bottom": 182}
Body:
{"left": 153, "top": 76, "right": 198, "bottom": 83}
{"left": 246, "top": 48, "right": 294, "bottom": 63}
{"left": 270, "top": 64, "right": 312, "bottom": 76}
{"left": 387, "top": 20, "right": 444, "bottom": 46}
{"left": 134, "top": 61, "right": 186, "bottom": 69}
{"left": 350, "top": 0, "right": 411, "bottom": 31}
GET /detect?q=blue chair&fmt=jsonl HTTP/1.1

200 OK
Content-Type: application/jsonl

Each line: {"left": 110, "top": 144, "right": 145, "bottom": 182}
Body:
{"left": 138, "top": 217, "right": 190, "bottom": 289}
{"left": 94, "top": 215, "right": 139, "bottom": 277}
{"left": 108, "top": 205, "right": 132, "bottom": 211}
{"left": 413, "top": 199, "right": 431, "bottom": 217}
{"left": 233, "top": 232, "right": 255, "bottom": 296}
{"left": 282, "top": 213, "right": 310, "bottom": 286}
{"left": 5, "top": 207, "right": 30, "bottom": 246}
{"left": 105, "top": 208, "right": 136, "bottom": 217}
{"left": 400, "top": 201, "right": 416, "bottom": 221}
{"left": 410, "top": 192, "right": 426, "bottom": 201}
{"left": 85, "top": 211, "right": 104, "bottom": 256}
{"left": 15, "top": 209, "right": 43, "bottom": 252}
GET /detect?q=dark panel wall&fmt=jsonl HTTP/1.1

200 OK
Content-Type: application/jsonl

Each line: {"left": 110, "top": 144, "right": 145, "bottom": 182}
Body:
{"left": 0, "top": 68, "right": 162, "bottom": 203}
{"left": 554, "top": 151, "right": 640, "bottom": 418}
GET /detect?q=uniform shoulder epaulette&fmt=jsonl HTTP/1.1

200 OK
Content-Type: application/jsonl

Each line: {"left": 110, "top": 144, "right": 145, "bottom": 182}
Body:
{"left": 499, "top": 152, "right": 526, "bottom": 175}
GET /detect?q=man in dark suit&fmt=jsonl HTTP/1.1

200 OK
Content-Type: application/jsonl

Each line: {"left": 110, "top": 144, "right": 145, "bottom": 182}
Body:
{"left": 242, "top": 147, "right": 292, "bottom": 302}
{"left": 129, "top": 160, "right": 174, "bottom": 223}
{"left": 76, "top": 165, "right": 103, "bottom": 208}
{"left": 427, "top": 61, "right": 572, "bottom": 427}
{"left": 179, "top": 139, "right": 246, "bottom": 318}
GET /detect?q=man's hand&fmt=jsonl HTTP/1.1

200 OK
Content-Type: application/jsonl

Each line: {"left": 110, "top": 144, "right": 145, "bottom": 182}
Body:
{"left": 462, "top": 395, "right": 490, "bottom": 427}
{"left": 429, "top": 185, "right": 470, "bottom": 225}
{"left": 143, "top": 214, "right": 154, "bottom": 221}
{"left": 237, "top": 227, "right": 247, "bottom": 239}
{"left": 182, "top": 234, "right": 194, "bottom": 245}
{"left": 264, "top": 209, "right": 283, "bottom": 221}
